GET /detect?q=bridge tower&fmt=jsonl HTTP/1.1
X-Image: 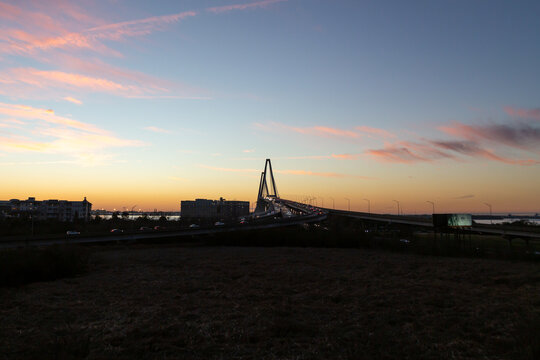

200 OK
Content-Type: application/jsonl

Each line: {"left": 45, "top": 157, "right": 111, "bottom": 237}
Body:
{"left": 255, "top": 159, "right": 279, "bottom": 213}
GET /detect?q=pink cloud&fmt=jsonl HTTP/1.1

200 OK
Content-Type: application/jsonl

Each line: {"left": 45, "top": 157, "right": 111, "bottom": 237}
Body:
{"left": 0, "top": 102, "right": 106, "bottom": 134}
{"left": 439, "top": 121, "right": 540, "bottom": 151}
{"left": 430, "top": 140, "right": 538, "bottom": 165}
{"left": 504, "top": 106, "right": 540, "bottom": 121}
{"left": 366, "top": 139, "right": 538, "bottom": 166}
{"left": 256, "top": 122, "right": 395, "bottom": 141}
{"left": 199, "top": 165, "right": 259, "bottom": 173}
{"left": 0, "top": 7, "right": 196, "bottom": 56}
{"left": 255, "top": 122, "right": 360, "bottom": 139}
{"left": 144, "top": 126, "right": 171, "bottom": 134}
{"left": 0, "top": 118, "right": 25, "bottom": 129}
{"left": 277, "top": 169, "right": 372, "bottom": 179}
{"left": 365, "top": 145, "right": 431, "bottom": 164}
{"left": 331, "top": 153, "right": 361, "bottom": 160}
{"left": 362, "top": 107, "right": 540, "bottom": 167}
{"left": 356, "top": 126, "right": 395, "bottom": 139}
{"left": 0, "top": 2, "right": 70, "bottom": 34}
{"left": 282, "top": 155, "right": 331, "bottom": 159}
{"left": 85, "top": 11, "right": 197, "bottom": 42}
{"left": 6, "top": 68, "right": 140, "bottom": 96}
{"left": 313, "top": 126, "right": 359, "bottom": 138}
{"left": 207, "top": 0, "right": 287, "bottom": 14}
{"left": 63, "top": 96, "right": 82, "bottom": 105}
{"left": 0, "top": 102, "right": 144, "bottom": 165}
{"left": 1, "top": 55, "right": 208, "bottom": 100}
{"left": 198, "top": 164, "right": 371, "bottom": 179}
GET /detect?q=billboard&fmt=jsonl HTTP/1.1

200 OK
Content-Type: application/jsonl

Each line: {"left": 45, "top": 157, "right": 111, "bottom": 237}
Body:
{"left": 433, "top": 214, "right": 472, "bottom": 229}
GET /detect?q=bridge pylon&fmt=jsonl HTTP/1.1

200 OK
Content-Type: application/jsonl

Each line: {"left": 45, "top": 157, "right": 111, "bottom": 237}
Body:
{"left": 255, "top": 159, "right": 279, "bottom": 213}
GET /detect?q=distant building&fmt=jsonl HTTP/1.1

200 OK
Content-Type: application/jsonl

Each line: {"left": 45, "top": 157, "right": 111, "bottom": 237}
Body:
{"left": 0, "top": 197, "right": 92, "bottom": 222}
{"left": 181, "top": 198, "right": 249, "bottom": 219}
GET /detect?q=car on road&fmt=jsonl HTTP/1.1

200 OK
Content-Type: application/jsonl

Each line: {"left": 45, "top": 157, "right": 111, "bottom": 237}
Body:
{"left": 138, "top": 226, "right": 153, "bottom": 231}
{"left": 189, "top": 224, "right": 200, "bottom": 229}
{"left": 214, "top": 221, "right": 225, "bottom": 226}
{"left": 66, "top": 231, "right": 80, "bottom": 235}
{"left": 110, "top": 229, "right": 124, "bottom": 233}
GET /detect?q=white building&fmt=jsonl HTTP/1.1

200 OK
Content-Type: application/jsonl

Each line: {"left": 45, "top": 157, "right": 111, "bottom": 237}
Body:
{"left": 0, "top": 197, "right": 92, "bottom": 222}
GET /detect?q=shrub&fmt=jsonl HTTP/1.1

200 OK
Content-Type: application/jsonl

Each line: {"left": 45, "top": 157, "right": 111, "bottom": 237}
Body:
{"left": 0, "top": 245, "right": 89, "bottom": 287}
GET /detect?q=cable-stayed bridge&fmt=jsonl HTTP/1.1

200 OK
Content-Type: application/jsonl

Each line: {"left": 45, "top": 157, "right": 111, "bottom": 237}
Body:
{"left": 1, "top": 159, "right": 539, "bottom": 248}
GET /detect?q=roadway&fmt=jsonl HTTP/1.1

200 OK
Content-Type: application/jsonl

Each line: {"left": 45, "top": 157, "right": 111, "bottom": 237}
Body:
{"left": 0, "top": 212, "right": 327, "bottom": 249}
{"left": 326, "top": 207, "right": 540, "bottom": 240}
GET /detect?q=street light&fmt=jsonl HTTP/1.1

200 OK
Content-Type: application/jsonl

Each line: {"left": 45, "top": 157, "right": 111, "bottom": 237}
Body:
{"left": 329, "top": 197, "right": 335, "bottom": 209}
{"left": 426, "top": 201, "right": 435, "bottom": 214}
{"left": 484, "top": 202, "right": 492, "bottom": 224}
{"left": 363, "top": 198, "right": 370, "bottom": 214}
{"left": 344, "top": 198, "right": 350, "bottom": 212}
{"left": 393, "top": 200, "right": 400, "bottom": 216}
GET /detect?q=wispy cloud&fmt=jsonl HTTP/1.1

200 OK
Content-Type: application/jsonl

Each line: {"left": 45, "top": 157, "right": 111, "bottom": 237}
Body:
{"left": 366, "top": 139, "right": 538, "bottom": 165}
{"left": 0, "top": 102, "right": 144, "bottom": 165}
{"left": 454, "top": 194, "right": 475, "bottom": 200}
{"left": 282, "top": 155, "right": 331, "bottom": 160}
{"left": 63, "top": 96, "right": 82, "bottom": 105}
{"left": 365, "top": 145, "right": 431, "bottom": 164}
{"left": 331, "top": 153, "right": 361, "bottom": 160}
{"left": 2, "top": 68, "right": 151, "bottom": 98}
{"left": 0, "top": 6, "right": 197, "bottom": 55}
{"left": 85, "top": 11, "right": 197, "bottom": 43}
{"left": 199, "top": 165, "right": 259, "bottom": 172}
{"left": 243, "top": 149, "right": 255, "bottom": 153}
{"left": 207, "top": 0, "right": 287, "bottom": 14}
{"left": 0, "top": 102, "right": 105, "bottom": 134}
{"left": 366, "top": 107, "right": 540, "bottom": 166}
{"left": 428, "top": 140, "right": 532, "bottom": 165}
{"left": 0, "top": 3, "right": 208, "bottom": 101}
{"left": 199, "top": 164, "right": 370, "bottom": 179}
{"left": 355, "top": 126, "right": 395, "bottom": 139}
{"left": 0, "top": 1, "right": 285, "bottom": 102}
{"left": 255, "top": 122, "right": 362, "bottom": 139}
{"left": 312, "top": 126, "right": 359, "bottom": 138}
{"left": 276, "top": 169, "right": 371, "bottom": 179}
{"left": 144, "top": 126, "right": 171, "bottom": 134}
{"left": 504, "top": 106, "right": 540, "bottom": 121}
{"left": 439, "top": 121, "right": 540, "bottom": 152}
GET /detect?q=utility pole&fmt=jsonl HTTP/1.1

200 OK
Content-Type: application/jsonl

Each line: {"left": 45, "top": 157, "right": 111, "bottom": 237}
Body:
{"left": 393, "top": 200, "right": 400, "bottom": 216}
{"left": 344, "top": 198, "right": 350, "bottom": 212}
{"left": 363, "top": 198, "right": 370, "bottom": 214}
{"left": 329, "top": 197, "right": 335, "bottom": 209}
{"left": 426, "top": 201, "right": 435, "bottom": 214}
{"left": 484, "top": 202, "right": 493, "bottom": 224}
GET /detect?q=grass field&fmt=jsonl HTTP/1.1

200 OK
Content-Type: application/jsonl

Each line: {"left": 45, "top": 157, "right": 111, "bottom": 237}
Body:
{"left": 1, "top": 244, "right": 539, "bottom": 359}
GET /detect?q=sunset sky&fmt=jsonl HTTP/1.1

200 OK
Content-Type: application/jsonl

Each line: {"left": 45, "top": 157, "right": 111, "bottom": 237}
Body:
{"left": 1, "top": 0, "right": 539, "bottom": 214}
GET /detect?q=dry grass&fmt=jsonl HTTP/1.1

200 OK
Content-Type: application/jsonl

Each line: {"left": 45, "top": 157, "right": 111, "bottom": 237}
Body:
{"left": 1, "top": 245, "right": 539, "bottom": 359}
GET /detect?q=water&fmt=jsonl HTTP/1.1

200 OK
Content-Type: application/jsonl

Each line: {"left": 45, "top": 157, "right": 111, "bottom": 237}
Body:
{"left": 475, "top": 218, "right": 540, "bottom": 226}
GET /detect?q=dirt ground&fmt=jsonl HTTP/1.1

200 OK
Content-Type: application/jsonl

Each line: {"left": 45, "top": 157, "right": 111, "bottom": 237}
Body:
{"left": 1, "top": 245, "right": 539, "bottom": 359}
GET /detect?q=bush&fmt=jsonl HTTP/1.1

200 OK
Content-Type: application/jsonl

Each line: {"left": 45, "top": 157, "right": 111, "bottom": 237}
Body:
{"left": 0, "top": 245, "right": 89, "bottom": 287}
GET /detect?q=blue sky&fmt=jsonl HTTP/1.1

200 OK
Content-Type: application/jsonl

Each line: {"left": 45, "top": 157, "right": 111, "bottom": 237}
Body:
{"left": 1, "top": 0, "right": 539, "bottom": 213}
